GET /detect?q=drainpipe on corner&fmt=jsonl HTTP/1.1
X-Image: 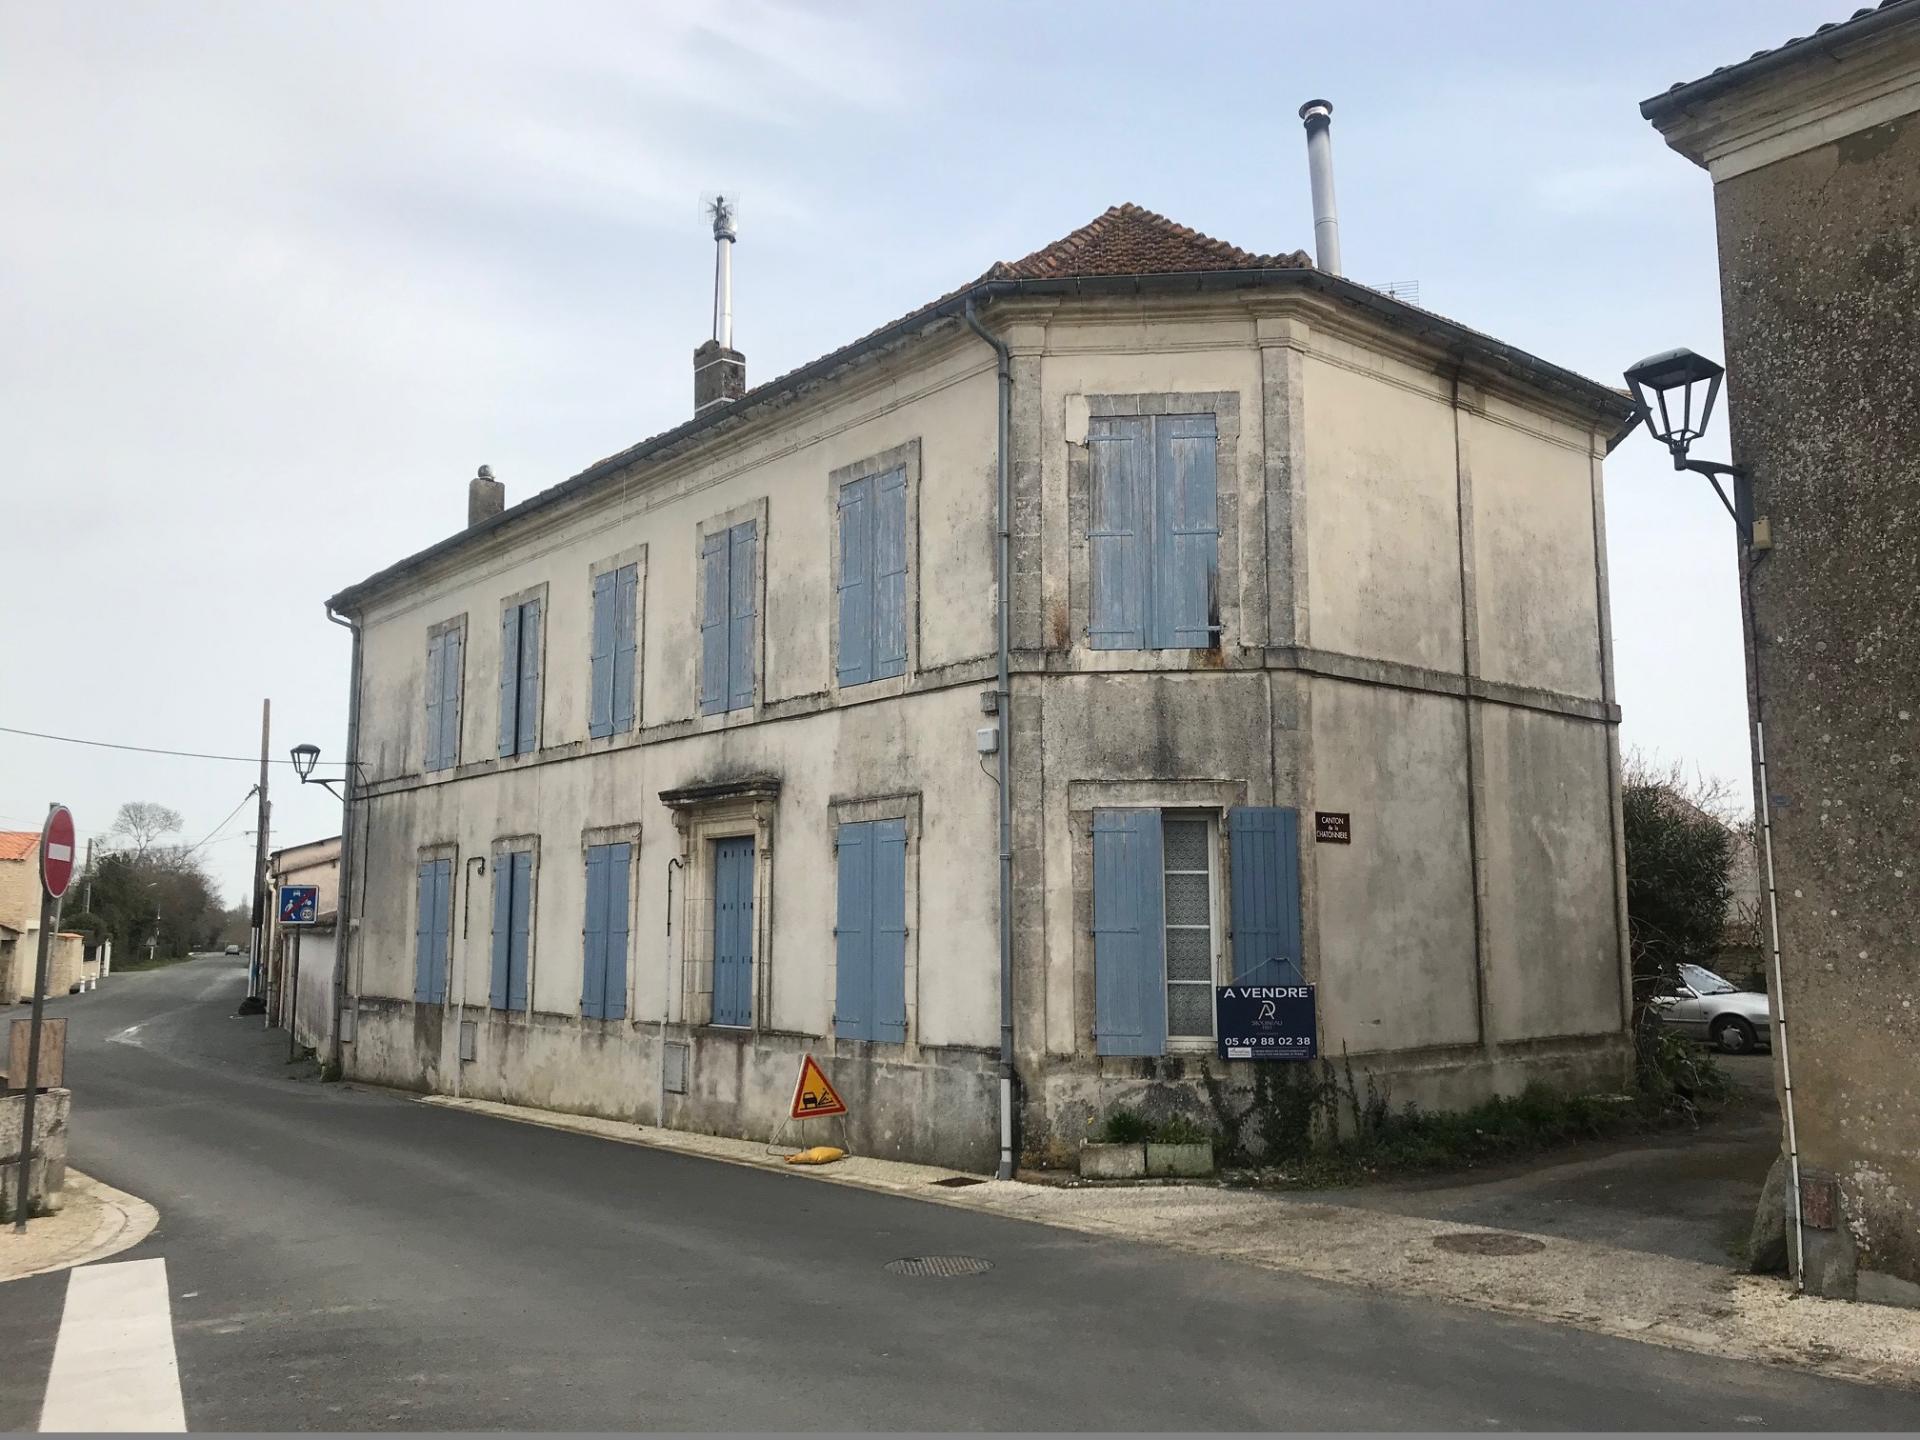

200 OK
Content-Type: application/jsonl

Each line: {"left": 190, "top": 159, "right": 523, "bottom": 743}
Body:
{"left": 965, "top": 295, "right": 1016, "bottom": 1181}
{"left": 324, "top": 605, "right": 363, "bottom": 1077}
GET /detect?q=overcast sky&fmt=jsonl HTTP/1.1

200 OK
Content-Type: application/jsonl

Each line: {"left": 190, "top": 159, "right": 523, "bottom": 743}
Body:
{"left": 1, "top": 0, "right": 1823, "bottom": 902}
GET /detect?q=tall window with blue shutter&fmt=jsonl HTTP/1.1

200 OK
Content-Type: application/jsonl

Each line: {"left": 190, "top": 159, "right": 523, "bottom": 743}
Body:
{"left": 836, "top": 468, "right": 908, "bottom": 686}
{"left": 489, "top": 849, "right": 533, "bottom": 1011}
{"left": 581, "top": 842, "right": 630, "bottom": 1020}
{"left": 710, "top": 836, "right": 755, "bottom": 1025}
{"left": 498, "top": 597, "right": 543, "bottom": 756}
{"left": 588, "top": 565, "right": 639, "bottom": 738}
{"left": 1088, "top": 413, "right": 1219, "bottom": 650}
{"left": 422, "top": 625, "right": 462, "bottom": 772}
{"left": 1093, "top": 805, "right": 1301, "bottom": 1055}
{"left": 834, "top": 818, "right": 908, "bottom": 1042}
{"left": 413, "top": 858, "right": 452, "bottom": 1004}
{"left": 699, "top": 521, "right": 757, "bottom": 714}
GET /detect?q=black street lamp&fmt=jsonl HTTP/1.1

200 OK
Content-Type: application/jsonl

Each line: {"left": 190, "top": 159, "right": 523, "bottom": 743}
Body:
{"left": 1622, "top": 346, "right": 1766, "bottom": 547}
{"left": 289, "top": 743, "right": 354, "bottom": 798}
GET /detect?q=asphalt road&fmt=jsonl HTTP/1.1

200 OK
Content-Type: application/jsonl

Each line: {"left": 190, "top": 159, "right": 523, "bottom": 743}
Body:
{"left": 0, "top": 955, "right": 1910, "bottom": 1431}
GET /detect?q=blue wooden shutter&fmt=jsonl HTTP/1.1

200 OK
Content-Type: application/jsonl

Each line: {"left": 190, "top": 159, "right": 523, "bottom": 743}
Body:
{"left": 490, "top": 858, "right": 512, "bottom": 1008}
{"left": 431, "top": 860, "right": 452, "bottom": 1003}
{"left": 712, "top": 837, "right": 753, "bottom": 1025}
{"left": 439, "top": 627, "right": 463, "bottom": 769}
{"left": 507, "top": 851, "right": 532, "bottom": 1010}
{"left": 834, "top": 821, "right": 870, "bottom": 1040}
{"left": 1092, "top": 808, "right": 1166, "bottom": 1056}
{"left": 1228, "top": 807, "right": 1303, "bottom": 986}
{"left": 582, "top": 845, "right": 608, "bottom": 1018}
{"left": 1088, "top": 417, "right": 1152, "bottom": 650}
{"left": 699, "top": 531, "right": 728, "bottom": 715}
{"left": 612, "top": 565, "right": 638, "bottom": 733}
{"left": 836, "top": 477, "right": 873, "bottom": 687}
{"left": 873, "top": 468, "right": 908, "bottom": 680}
{"left": 727, "top": 521, "right": 756, "bottom": 711}
{"left": 1153, "top": 414, "right": 1220, "bottom": 648}
{"left": 423, "top": 633, "right": 444, "bottom": 771}
{"left": 498, "top": 603, "right": 521, "bottom": 756}
{"left": 415, "top": 861, "right": 437, "bottom": 1002}
{"left": 603, "top": 842, "right": 630, "bottom": 1021}
{"left": 515, "top": 599, "right": 541, "bottom": 753}
{"left": 872, "top": 817, "right": 908, "bottom": 1042}
{"left": 588, "top": 572, "right": 616, "bottom": 739}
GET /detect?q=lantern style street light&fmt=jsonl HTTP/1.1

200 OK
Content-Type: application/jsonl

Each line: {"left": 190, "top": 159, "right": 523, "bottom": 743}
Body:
{"left": 289, "top": 743, "right": 356, "bottom": 798}
{"left": 1622, "top": 346, "right": 1765, "bottom": 546}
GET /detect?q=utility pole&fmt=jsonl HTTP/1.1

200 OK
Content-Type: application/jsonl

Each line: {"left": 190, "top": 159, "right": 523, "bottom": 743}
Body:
{"left": 240, "top": 699, "right": 270, "bottom": 1015}
{"left": 80, "top": 838, "right": 93, "bottom": 914}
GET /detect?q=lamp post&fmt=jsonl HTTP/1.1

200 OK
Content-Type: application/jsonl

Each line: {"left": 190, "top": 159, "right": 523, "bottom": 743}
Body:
{"left": 1620, "top": 345, "right": 1801, "bottom": 1290}
{"left": 292, "top": 742, "right": 362, "bottom": 1079}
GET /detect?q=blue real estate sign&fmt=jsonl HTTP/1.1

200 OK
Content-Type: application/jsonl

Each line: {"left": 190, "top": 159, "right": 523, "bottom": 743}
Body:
{"left": 1216, "top": 984, "right": 1318, "bottom": 1061}
{"left": 278, "top": 885, "right": 319, "bottom": 926}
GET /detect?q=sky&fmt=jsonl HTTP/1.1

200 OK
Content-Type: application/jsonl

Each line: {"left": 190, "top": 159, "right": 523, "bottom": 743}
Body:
{"left": 0, "top": 0, "right": 1827, "bottom": 902}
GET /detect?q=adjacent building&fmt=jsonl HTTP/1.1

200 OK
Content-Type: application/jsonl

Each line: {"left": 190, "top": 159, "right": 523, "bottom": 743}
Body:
{"left": 265, "top": 835, "right": 341, "bottom": 1053}
{"left": 1645, "top": 0, "right": 1920, "bottom": 1304}
{"left": 327, "top": 199, "right": 1635, "bottom": 1171}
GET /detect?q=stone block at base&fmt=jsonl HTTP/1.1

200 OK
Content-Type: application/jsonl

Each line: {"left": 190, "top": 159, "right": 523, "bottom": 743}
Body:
{"left": 1079, "top": 1142, "right": 1146, "bottom": 1179}
{"left": 1145, "top": 1141, "right": 1214, "bottom": 1177}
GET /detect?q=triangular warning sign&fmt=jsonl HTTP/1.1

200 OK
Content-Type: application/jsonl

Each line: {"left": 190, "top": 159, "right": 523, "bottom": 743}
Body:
{"left": 790, "top": 1053, "right": 848, "bottom": 1119}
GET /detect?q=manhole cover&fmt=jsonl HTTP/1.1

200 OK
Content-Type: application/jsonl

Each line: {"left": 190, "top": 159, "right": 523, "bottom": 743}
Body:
{"left": 1432, "top": 1231, "right": 1546, "bottom": 1256}
{"left": 930, "top": 1176, "right": 986, "bottom": 1188}
{"left": 885, "top": 1255, "right": 995, "bottom": 1278}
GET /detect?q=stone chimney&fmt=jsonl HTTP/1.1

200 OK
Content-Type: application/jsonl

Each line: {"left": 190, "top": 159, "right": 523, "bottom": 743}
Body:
{"left": 694, "top": 339, "right": 746, "bottom": 414}
{"left": 468, "top": 464, "right": 505, "bottom": 528}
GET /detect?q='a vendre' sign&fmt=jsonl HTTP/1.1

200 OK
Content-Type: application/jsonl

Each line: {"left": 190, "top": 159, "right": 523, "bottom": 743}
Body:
{"left": 1216, "top": 984, "right": 1317, "bottom": 1061}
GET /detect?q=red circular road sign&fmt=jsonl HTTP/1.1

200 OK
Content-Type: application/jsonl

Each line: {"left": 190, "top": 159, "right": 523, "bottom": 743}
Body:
{"left": 40, "top": 805, "right": 76, "bottom": 899}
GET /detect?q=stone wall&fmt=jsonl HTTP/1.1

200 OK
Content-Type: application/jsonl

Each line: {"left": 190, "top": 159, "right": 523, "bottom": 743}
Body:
{"left": 0, "top": 1087, "right": 70, "bottom": 1220}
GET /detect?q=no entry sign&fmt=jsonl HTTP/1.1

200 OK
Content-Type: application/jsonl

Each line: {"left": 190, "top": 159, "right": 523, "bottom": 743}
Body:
{"left": 40, "top": 805, "right": 75, "bottom": 900}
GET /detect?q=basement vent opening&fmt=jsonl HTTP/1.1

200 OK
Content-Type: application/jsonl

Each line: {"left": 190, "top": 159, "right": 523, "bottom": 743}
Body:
{"left": 1431, "top": 1231, "right": 1546, "bottom": 1257}
{"left": 662, "top": 1041, "right": 690, "bottom": 1095}
{"left": 930, "top": 1176, "right": 987, "bottom": 1188}
{"left": 884, "top": 1255, "right": 995, "bottom": 1279}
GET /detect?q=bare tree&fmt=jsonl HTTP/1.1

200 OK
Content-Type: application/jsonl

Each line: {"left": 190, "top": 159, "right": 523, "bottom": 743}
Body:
{"left": 109, "top": 801, "right": 184, "bottom": 858}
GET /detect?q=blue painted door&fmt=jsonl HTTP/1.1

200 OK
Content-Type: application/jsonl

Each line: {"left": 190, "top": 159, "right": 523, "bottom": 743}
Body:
{"left": 712, "top": 836, "right": 754, "bottom": 1027}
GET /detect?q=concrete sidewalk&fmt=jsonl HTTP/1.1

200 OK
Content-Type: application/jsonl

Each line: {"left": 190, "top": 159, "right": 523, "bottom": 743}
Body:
{"left": 425, "top": 1093, "right": 1920, "bottom": 1393}
{"left": 0, "top": 1171, "right": 158, "bottom": 1284}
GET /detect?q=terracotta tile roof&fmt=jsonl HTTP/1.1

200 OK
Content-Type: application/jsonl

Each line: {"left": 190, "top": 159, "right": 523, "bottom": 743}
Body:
{"left": 981, "top": 204, "right": 1311, "bottom": 281}
{"left": 1645, "top": 0, "right": 1915, "bottom": 113}
{"left": 0, "top": 832, "right": 39, "bottom": 862}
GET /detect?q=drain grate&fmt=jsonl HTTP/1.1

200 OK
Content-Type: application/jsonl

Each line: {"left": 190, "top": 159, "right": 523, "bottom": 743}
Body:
{"left": 885, "top": 1255, "right": 995, "bottom": 1279}
{"left": 930, "top": 1176, "right": 987, "bottom": 1188}
{"left": 1432, "top": 1231, "right": 1546, "bottom": 1257}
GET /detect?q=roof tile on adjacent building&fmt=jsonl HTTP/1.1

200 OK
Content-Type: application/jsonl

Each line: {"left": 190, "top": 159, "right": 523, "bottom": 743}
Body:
{"left": 980, "top": 203, "right": 1311, "bottom": 281}
{"left": 1645, "top": 0, "right": 1915, "bottom": 113}
{"left": 0, "top": 832, "right": 39, "bottom": 862}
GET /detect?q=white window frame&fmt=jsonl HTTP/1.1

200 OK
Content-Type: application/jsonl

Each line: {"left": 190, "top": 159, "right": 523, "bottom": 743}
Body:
{"left": 1161, "top": 808, "right": 1224, "bottom": 1050}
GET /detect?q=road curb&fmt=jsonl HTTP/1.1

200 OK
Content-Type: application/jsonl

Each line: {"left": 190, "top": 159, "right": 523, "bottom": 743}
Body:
{"left": 0, "top": 1169, "right": 159, "bottom": 1284}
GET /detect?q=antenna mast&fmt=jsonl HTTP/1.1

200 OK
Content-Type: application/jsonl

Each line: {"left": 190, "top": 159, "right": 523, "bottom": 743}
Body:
{"left": 709, "top": 195, "right": 737, "bottom": 350}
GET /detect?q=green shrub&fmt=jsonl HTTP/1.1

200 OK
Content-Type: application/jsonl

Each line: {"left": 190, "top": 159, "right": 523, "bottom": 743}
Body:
{"left": 1100, "top": 1109, "right": 1151, "bottom": 1144}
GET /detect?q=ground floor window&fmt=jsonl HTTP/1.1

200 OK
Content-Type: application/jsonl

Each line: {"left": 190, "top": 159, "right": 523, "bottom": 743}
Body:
{"left": 490, "top": 848, "right": 534, "bottom": 1011}
{"left": 1160, "top": 815, "right": 1216, "bottom": 1038}
{"left": 413, "top": 857, "right": 453, "bottom": 1004}
{"left": 710, "top": 835, "right": 755, "bottom": 1027}
{"left": 581, "top": 841, "right": 631, "bottom": 1021}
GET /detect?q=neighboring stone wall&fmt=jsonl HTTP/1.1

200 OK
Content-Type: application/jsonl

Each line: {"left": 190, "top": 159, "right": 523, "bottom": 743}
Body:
{"left": 1715, "top": 109, "right": 1920, "bottom": 1303}
{"left": 0, "top": 1087, "right": 70, "bottom": 1220}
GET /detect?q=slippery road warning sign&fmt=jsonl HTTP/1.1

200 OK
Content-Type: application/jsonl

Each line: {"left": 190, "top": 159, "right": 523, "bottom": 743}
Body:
{"left": 790, "top": 1053, "right": 847, "bottom": 1119}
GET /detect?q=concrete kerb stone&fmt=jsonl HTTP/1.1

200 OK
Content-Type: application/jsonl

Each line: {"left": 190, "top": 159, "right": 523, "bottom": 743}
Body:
{"left": 425, "top": 1093, "right": 1920, "bottom": 1391}
{"left": 0, "top": 1169, "right": 159, "bottom": 1284}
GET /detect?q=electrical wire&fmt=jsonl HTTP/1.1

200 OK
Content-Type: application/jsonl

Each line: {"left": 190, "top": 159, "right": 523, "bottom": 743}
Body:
{"left": 0, "top": 723, "right": 305, "bottom": 765}
{"left": 182, "top": 789, "right": 260, "bottom": 857}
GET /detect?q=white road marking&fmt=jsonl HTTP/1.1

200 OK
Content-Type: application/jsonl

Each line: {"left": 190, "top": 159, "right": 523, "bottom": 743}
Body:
{"left": 40, "top": 1257, "right": 187, "bottom": 1433}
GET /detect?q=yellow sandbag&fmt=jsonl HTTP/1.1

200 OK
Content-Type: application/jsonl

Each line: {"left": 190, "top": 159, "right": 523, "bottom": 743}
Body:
{"left": 786, "top": 1145, "right": 847, "bottom": 1165}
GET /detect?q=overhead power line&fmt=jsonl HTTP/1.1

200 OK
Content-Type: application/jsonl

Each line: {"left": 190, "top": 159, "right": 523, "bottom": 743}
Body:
{"left": 0, "top": 723, "right": 306, "bottom": 765}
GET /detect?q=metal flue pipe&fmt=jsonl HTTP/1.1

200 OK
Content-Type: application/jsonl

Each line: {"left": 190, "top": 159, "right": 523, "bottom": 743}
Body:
{"left": 1299, "top": 99, "right": 1342, "bottom": 275}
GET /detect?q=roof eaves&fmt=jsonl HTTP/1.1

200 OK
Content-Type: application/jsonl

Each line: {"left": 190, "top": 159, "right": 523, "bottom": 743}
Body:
{"left": 1641, "top": 0, "right": 1917, "bottom": 122}
{"left": 330, "top": 270, "right": 1629, "bottom": 612}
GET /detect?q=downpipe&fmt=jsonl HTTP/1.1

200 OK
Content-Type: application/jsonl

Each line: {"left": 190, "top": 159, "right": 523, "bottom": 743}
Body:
{"left": 324, "top": 605, "right": 362, "bottom": 1076}
{"left": 965, "top": 296, "right": 1016, "bottom": 1181}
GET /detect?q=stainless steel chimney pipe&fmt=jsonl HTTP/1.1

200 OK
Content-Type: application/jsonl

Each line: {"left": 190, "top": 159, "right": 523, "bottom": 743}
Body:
{"left": 1299, "top": 99, "right": 1342, "bottom": 275}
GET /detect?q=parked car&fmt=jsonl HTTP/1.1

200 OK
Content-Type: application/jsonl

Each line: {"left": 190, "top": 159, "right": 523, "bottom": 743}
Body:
{"left": 1652, "top": 962, "right": 1772, "bottom": 1053}
{"left": 225, "top": 943, "right": 241, "bottom": 955}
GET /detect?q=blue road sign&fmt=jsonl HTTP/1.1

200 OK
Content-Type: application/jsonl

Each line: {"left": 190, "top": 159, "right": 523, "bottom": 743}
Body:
{"left": 278, "top": 885, "right": 319, "bottom": 926}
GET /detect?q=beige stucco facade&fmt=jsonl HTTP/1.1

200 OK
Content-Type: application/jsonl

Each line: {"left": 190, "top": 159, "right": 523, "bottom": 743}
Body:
{"left": 333, "top": 272, "right": 1631, "bottom": 1171}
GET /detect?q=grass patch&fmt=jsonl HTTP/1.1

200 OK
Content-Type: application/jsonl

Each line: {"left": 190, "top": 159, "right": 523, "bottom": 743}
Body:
{"left": 109, "top": 950, "right": 198, "bottom": 974}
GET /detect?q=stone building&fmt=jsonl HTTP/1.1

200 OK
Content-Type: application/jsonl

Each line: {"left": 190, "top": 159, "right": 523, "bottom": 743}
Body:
{"left": 265, "top": 835, "right": 341, "bottom": 1053}
{"left": 1644, "top": 0, "right": 1920, "bottom": 1304}
{"left": 326, "top": 203, "right": 1634, "bottom": 1172}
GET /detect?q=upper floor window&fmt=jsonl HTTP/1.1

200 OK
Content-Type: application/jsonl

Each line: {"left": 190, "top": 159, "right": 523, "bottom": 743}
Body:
{"left": 423, "top": 618, "right": 464, "bottom": 773}
{"left": 835, "top": 465, "right": 908, "bottom": 686}
{"left": 1088, "top": 413, "right": 1219, "bottom": 649}
{"left": 589, "top": 563, "right": 639, "bottom": 739}
{"left": 699, "top": 517, "right": 758, "bottom": 715}
{"left": 498, "top": 590, "right": 544, "bottom": 756}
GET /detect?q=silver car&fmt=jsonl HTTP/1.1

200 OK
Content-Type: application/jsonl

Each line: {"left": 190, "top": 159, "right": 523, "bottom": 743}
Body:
{"left": 1654, "top": 962, "right": 1772, "bottom": 1053}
